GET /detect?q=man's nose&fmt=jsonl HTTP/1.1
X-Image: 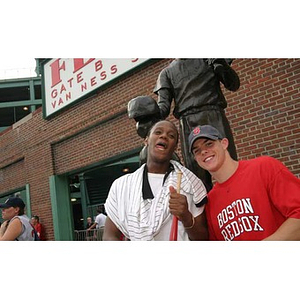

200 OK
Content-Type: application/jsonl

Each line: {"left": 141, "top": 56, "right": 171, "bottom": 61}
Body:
{"left": 201, "top": 147, "right": 209, "bottom": 155}
{"left": 159, "top": 132, "right": 167, "bottom": 139}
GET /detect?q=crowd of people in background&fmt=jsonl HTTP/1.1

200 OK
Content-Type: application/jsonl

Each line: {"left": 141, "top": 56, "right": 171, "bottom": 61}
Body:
{"left": 0, "top": 192, "right": 110, "bottom": 241}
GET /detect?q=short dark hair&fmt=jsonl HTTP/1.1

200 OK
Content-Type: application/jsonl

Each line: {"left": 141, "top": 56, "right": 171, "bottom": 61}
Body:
{"left": 32, "top": 215, "right": 40, "bottom": 222}
{"left": 97, "top": 205, "right": 105, "bottom": 214}
{"left": 148, "top": 120, "right": 179, "bottom": 144}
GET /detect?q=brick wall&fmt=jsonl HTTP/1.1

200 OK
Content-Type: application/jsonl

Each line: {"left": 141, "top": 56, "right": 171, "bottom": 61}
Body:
{"left": 0, "top": 58, "right": 299, "bottom": 240}
{"left": 225, "top": 59, "right": 300, "bottom": 175}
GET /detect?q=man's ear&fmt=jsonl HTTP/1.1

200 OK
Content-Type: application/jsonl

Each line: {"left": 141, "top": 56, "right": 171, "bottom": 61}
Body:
{"left": 144, "top": 137, "right": 149, "bottom": 146}
{"left": 220, "top": 138, "right": 229, "bottom": 150}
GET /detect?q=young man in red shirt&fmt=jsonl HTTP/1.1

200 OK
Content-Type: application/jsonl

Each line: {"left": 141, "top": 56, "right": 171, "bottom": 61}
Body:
{"left": 188, "top": 124, "right": 300, "bottom": 241}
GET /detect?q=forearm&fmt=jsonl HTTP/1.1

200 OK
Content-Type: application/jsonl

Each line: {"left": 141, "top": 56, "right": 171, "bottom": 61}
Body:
{"left": 157, "top": 89, "right": 172, "bottom": 119}
{"left": 181, "top": 212, "right": 208, "bottom": 241}
{"left": 103, "top": 233, "right": 122, "bottom": 241}
{"left": 88, "top": 223, "right": 97, "bottom": 230}
{"left": 263, "top": 218, "right": 300, "bottom": 241}
{"left": 169, "top": 187, "right": 208, "bottom": 241}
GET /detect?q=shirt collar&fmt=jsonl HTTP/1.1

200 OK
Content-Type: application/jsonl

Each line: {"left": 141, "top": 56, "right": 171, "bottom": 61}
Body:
{"left": 142, "top": 163, "right": 174, "bottom": 200}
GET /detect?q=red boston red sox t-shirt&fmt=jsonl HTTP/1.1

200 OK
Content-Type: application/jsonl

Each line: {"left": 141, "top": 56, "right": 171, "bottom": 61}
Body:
{"left": 206, "top": 156, "right": 300, "bottom": 241}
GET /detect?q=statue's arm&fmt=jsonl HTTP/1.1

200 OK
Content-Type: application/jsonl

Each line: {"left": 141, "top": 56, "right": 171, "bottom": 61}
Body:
{"left": 209, "top": 59, "right": 240, "bottom": 92}
{"left": 154, "top": 69, "right": 173, "bottom": 119}
{"left": 157, "top": 88, "right": 173, "bottom": 119}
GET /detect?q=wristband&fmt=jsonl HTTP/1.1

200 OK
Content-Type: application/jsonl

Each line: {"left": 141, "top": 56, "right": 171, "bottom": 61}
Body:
{"left": 184, "top": 215, "right": 195, "bottom": 229}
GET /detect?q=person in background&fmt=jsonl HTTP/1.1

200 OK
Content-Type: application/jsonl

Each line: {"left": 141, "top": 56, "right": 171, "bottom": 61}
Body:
{"left": 0, "top": 197, "right": 35, "bottom": 241}
{"left": 103, "top": 120, "right": 208, "bottom": 241}
{"left": 87, "top": 205, "right": 107, "bottom": 240}
{"left": 85, "top": 217, "right": 95, "bottom": 240}
{"left": 31, "top": 215, "right": 46, "bottom": 241}
{"left": 188, "top": 124, "right": 300, "bottom": 241}
{"left": 86, "top": 217, "right": 93, "bottom": 229}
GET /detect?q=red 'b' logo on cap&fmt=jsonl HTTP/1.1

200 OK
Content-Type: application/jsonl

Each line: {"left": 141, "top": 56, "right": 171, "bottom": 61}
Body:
{"left": 193, "top": 127, "right": 200, "bottom": 135}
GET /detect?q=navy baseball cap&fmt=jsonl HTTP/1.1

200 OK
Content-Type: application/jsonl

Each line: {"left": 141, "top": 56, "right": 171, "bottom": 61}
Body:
{"left": 0, "top": 197, "right": 25, "bottom": 209}
{"left": 188, "top": 125, "right": 224, "bottom": 152}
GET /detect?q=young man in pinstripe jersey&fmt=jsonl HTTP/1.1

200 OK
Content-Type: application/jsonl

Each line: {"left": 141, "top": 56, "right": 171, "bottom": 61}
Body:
{"left": 103, "top": 120, "right": 208, "bottom": 241}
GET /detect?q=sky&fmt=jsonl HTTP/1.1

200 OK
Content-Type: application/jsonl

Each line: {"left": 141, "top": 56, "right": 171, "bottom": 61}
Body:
{"left": 0, "top": 58, "right": 37, "bottom": 79}
{"left": 0, "top": 1, "right": 298, "bottom": 81}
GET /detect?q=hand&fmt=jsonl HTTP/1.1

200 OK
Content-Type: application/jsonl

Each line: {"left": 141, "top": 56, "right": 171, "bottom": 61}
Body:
{"left": 168, "top": 186, "right": 191, "bottom": 223}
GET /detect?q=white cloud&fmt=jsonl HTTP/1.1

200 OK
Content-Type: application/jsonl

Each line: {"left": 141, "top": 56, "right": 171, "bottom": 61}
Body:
{"left": 0, "top": 58, "right": 37, "bottom": 79}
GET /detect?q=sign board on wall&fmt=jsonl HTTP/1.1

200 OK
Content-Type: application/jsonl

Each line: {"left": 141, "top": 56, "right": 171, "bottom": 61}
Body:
{"left": 42, "top": 58, "right": 150, "bottom": 118}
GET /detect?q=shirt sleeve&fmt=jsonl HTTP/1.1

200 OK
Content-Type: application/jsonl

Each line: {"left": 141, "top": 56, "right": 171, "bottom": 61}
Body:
{"left": 104, "top": 178, "right": 129, "bottom": 238}
{"left": 265, "top": 157, "right": 300, "bottom": 219}
{"left": 104, "top": 180, "right": 120, "bottom": 227}
{"left": 190, "top": 201, "right": 205, "bottom": 218}
{"left": 153, "top": 69, "right": 173, "bottom": 94}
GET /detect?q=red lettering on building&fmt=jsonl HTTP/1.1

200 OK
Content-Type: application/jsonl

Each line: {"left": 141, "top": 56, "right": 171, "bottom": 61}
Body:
{"left": 111, "top": 65, "right": 117, "bottom": 74}
{"left": 60, "top": 84, "right": 66, "bottom": 93}
{"left": 91, "top": 76, "right": 97, "bottom": 86}
{"left": 95, "top": 60, "right": 103, "bottom": 72}
{"left": 100, "top": 71, "right": 106, "bottom": 80}
{"left": 68, "top": 77, "right": 74, "bottom": 88}
{"left": 51, "top": 89, "right": 58, "bottom": 99}
{"left": 77, "top": 72, "right": 84, "bottom": 83}
{"left": 81, "top": 82, "right": 87, "bottom": 92}
{"left": 50, "top": 59, "right": 66, "bottom": 88}
{"left": 73, "top": 59, "right": 95, "bottom": 73}
{"left": 66, "top": 92, "right": 71, "bottom": 101}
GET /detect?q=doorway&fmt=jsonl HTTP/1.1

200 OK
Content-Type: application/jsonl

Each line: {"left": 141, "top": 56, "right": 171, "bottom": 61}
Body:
{"left": 69, "top": 155, "right": 140, "bottom": 237}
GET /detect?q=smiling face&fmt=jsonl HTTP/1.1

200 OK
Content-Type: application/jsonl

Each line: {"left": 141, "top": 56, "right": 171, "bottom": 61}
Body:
{"left": 192, "top": 137, "right": 228, "bottom": 174}
{"left": 145, "top": 121, "right": 178, "bottom": 169}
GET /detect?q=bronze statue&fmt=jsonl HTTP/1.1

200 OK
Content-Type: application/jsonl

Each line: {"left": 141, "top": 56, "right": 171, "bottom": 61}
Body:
{"left": 128, "top": 59, "right": 240, "bottom": 191}
{"left": 154, "top": 58, "right": 240, "bottom": 191}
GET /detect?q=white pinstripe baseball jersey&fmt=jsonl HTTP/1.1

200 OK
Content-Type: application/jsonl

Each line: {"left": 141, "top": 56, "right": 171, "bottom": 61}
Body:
{"left": 105, "top": 160, "right": 207, "bottom": 241}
